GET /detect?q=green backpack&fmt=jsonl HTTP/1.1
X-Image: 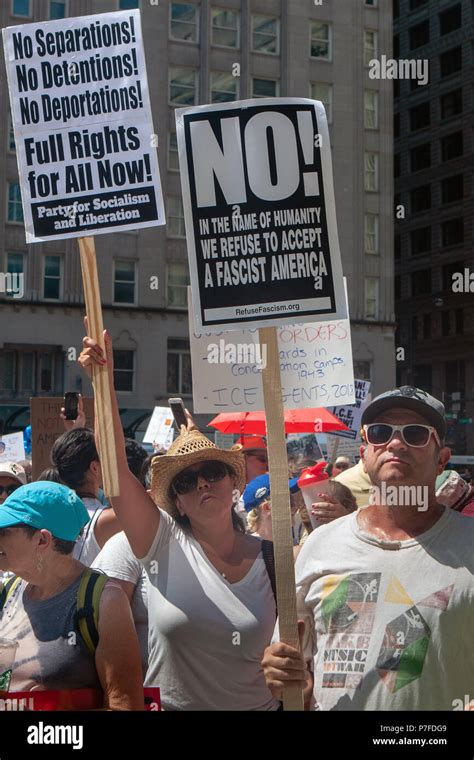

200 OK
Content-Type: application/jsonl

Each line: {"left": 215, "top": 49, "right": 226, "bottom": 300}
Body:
{"left": 0, "top": 569, "right": 108, "bottom": 655}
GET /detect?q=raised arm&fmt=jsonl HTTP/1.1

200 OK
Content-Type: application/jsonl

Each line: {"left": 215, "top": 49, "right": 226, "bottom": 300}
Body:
{"left": 78, "top": 318, "right": 160, "bottom": 558}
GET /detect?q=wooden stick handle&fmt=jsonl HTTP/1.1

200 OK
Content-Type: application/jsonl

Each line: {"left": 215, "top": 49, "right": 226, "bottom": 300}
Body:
{"left": 259, "top": 326, "right": 304, "bottom": 712}
{"left": 79, "top": 237, "right": 120, "bottom": 498}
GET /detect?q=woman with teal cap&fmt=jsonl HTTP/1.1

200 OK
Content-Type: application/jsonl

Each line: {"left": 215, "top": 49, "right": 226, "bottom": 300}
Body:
{"left": 0, "top": 481, "right": 143, "bottom": 710}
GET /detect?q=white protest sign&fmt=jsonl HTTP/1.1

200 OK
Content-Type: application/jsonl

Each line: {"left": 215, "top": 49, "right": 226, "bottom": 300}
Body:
{"left": 3, "top": 10, "right": 165, "bottom": 242}
{"left": 143, "top": 407, "right": 175, "bottom": 449}
{"left": 189, "top": 292, "right": 356, "bottom": 411}
{"left": 325, "top": 434, "right": 360, "bottom": 464}
{"left": 0, "top": 432, "right": 26, "bottom": 463}
{"left": 327, "top": 380, "right": 371, "bottom": 440}
{"left": 176, "top": 98, "right": 347, "bottom": 332}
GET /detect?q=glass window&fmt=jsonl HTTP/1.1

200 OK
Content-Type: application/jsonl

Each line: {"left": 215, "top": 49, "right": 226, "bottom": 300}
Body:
{"left": 43, "top": 255, "right": 61, "bottom": 300}
{"left": 252, "top": 78, "right": 279, "bottom": 98}
{"left": 169, "top": 66, "right": 197, "bottom": 106}
{"left": 167, "top": 339, "right": 192, "bottom": 395}
{"left": 411, "top": 269, "right": 432, "bottom": 296}
{"left": 364, "top": 278, "right": 379, "bottom": 320}
{"left": 8, "top": 116, "right": 15, "bottom": 152}
{"left": 310, "top": 22, "right": 331, "bottom": 60}
{"left": 20, "top": 352, "right": 34, "bottom": 392}
{"left": 12, "top": 0, "right": 31, "bottom": 16}
{"left": 119, "top": 0, "right": 139, "bottom": 9}
{"left": 5, "top": 253, "right": 24, "bottom": 299}
{"left": 167, "top": 261, "right": 189, "bottom": 308}
{"left": 168, "top": 132, "right": 179, "bottom": 172}
{"left": 409, "top": 0, "right": 428, "bottom": 9}
{"left": 364, "top": 90, "right": 378, "bottom": 129}
{"left": 440, "top": 88, "right": 462, "bottom": 118}
{"left": 410, "top": 142, "right": 431, "bottom": 171}
{"left": 353, "top": 360, "right": 372, "bottom": 382}
{"left": 365, "top": 0, "right": 377, "bottom": 5}
{"left": 49, "top": 0, "right": 66, "bottom": 19}
{"left": 440, "top": 46, "right": 462, "bottom": 77}
{"left": 251, "top": 15, "right": 280, "bottom": 55}
{"left": 441, "top": 218, "right": 463, "bottom": 246}
{"left": 170, "top": 3, "right": 199, "bottom": 43}
{"left": 409, "top": 20, "right": 429, "bottom": 49}
{"left": 441, "top": 131, "right": 463, "bottom": 161}
{"left": 39, "top": 353, "right": 52, "bottom": 392}
{"left": 7, "top": 183, "right": 23, "bottom": 223}
{"left": 439, "top": 4, "right": 461, "bottom": 35}
{"left": 364, "top": 152, "right": 378, "bottom": 192}
{"left": 411, "top": 185, "right": 431, "bottom": 212}
{"left": 7, "top": 252, "right": 23, "bottom": 275}
{"left": 441, "top": 175, "right": 463, "bottom": 204}
{"left": 364, "top": 214, "right": 379, "bottom": 254}
{"left": 409, "top": 101, "right": 430, "bottom": 131}
{"left": 167, "top": 196, "right": 186, "bottom": 238}
{"left": 410, "top": 227, "right": 431, "bottom": 255}
{"left": 364, "top": 30, "right": 377, "bottom": 66}
{"left": 0, "top": 351, "right": 15, "bottom": 391}
{"left": 311, "top": 83, "right": 333, "bottom": 123}
{"left": 211, "top": 8, "right": 239, "bottom": 49}
{"left": 210, "top": 71, "right": 238, "bottom": 103}
{"left": 114, "top": 260, "right": 136, "bottom": 304}
{"left": 113, "top": 350, "right": 134, "bottom": 392}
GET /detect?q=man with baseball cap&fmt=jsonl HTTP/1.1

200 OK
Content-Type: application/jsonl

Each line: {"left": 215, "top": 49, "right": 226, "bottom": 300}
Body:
{"left": 0, "top": 462, "right": 27, "bottom": 505}
{"left": 263, "top": 385, "right": 474, "bottom": 711}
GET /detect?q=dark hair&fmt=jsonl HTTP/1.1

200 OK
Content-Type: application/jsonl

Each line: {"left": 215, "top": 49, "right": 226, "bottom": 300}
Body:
{"left": 50, "top": 428, "right": 99, "bottom": 491}
{"left": 124, "top": 438, "right": 148, "bottom": 484}
{"left": 14, "top": 523, "right": 76, "bottom": 556}
{"left": 37, "top": 467, "right": 64, "bottom": 484}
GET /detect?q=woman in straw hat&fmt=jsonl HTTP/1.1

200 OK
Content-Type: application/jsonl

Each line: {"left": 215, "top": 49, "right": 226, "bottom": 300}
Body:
{"left": 79, "top": 323, "right": 282, "bottom": 711}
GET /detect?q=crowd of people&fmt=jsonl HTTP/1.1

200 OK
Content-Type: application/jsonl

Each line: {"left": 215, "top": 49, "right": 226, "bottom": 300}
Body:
{"left": 0, "top": 326, "right": 473, "bottom": 711}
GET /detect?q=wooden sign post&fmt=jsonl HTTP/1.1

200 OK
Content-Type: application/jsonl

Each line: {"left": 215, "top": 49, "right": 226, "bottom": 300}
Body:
{"left": 79, "top": 237, "right": 120, "bottom": 498}
{"left": 260, "top": 326, "right": 304, "bottom": 712}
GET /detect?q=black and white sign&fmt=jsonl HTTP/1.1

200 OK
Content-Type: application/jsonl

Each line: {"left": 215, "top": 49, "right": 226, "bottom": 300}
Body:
{"left": 176, "top": 98, "right": 347, "bottom": 332}
{"left": 3, "top": 10, "right": 165, "bottom": 243}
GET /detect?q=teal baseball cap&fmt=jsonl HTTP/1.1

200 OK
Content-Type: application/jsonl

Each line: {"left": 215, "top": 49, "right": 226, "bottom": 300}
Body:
{"left": 0, "top": 482, "right": 90, "bottom": 541}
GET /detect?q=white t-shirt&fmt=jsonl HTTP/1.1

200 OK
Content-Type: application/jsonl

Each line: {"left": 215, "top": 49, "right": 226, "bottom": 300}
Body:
{"left": 72, "top": 497, "right": 104, "bottom": 567}
{"left": 293, "top": 507, "right": 474, "bottom": 710}
{"left": 92, "top": 531, "right": 148, "bottom": 675}
{"left": 139, "top": 509, "right": 279, "bottom": 711}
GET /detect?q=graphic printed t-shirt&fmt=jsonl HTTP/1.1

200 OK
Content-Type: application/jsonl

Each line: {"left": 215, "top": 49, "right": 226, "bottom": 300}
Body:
{"left": 139, "top": 509, "right": 279, "bottom": 711}
{"left": 295, "top": 508, "right": 474, "bottom": 710}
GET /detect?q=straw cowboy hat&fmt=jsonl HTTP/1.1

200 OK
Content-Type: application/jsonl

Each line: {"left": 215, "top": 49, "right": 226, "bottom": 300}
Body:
{"left": 151, "top": 429, "right": 246, "bottom": 511}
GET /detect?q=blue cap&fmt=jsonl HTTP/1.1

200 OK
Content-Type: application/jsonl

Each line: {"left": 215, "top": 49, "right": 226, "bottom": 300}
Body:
{"left": 243, "top": 473, "right": 299, "bottom": 512}
{"left": 0, "top": 482, "right": 90, "bottom": 541}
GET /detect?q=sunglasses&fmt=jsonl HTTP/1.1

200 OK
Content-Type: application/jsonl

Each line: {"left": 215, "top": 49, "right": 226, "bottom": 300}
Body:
{"left": 363, "top": 424, "right": 441, "bottom": 448}
{"left": 171, "top": 461, "right": 231, "bottom": 495}
{"left": 0, "top": 483, "right": 20, "bottom": 497}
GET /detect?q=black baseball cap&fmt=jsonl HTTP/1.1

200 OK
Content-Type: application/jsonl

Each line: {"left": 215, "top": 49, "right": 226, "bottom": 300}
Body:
{"left": 361, "top": 386, "right": 446, "bottom": 441}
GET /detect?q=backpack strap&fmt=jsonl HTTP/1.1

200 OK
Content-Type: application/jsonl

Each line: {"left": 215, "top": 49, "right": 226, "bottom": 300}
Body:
{"left": 261, "top": 540, "right": 277, "bottom": 614}
{"left": 75, "top": 569, "right": 108, "bottom": 656}
{"left": 0, "top": 576, "right": 22, "bottom": 613}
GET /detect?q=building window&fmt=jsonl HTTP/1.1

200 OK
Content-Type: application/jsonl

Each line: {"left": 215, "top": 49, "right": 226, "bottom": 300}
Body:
{"left": 0, "top": 351, "right": 15, "bottom": 392}
{"left": 211, "top": 8, "right": 239, "bottom": 49}
{"left": 395, "top": 235, "right": 401, "bottom": 260}
{"left": 167, "top": 261, "right": 189, "bottom": 308}
{"left": 394, "top": 112, "right": 400, "bottom": 138}
{"left": 169, "top": 66, "right": 197, "bottom": 106}
{"left": 423, "top": 314, "right": 431, "bottom": 339}
{"left": 441, "top": 131, "right": 463, "bottom": 161}
{"left": 8, "top": 116, "right": 15, "bottom": 152}
{"left": 442, "top": 260, "right": 463, "bottom": 290}
{"left": 440, "top": 88, "right": 462, "bottom": 118}
{"left": 12, "top": 0, "right": 31, "bottom": 16}
{"left": 167, "top": 197, "right": 186, "bottom": 238}
{"left": 4, "top": 253, "right": 24, "bottom": 299}
{"left": 252, "top": 78, "right": 279, "bottom": 98}
{"left": 394, "top": 153, "right": 401, "bottom": 178}
{"left": 441, "top": 218, "right": 463, "bottom": 246}
{"left": 409, "top": 0, "right": 428, "bottom": 9}
{"left": 210, "top": 71, "right": 238, "bottom": 103}
{"left": 364, "top": 152, "right": 378, "bottom": 192}
{"left": 365, "top": 0, "right": 377, "bottom": 6}
{"left": 409, "top": 20, "right": 429, "bottom": 49}
{"left": 441, "top": 175, "right": 463, "bottom": 204}
{"left": 168, "top": 132, "right": 179, "bottom": 172}
{"left": 0, "top": 348, "right": 63, "bottom": 395}
{"left": 364, "top": 214, "right": 379, "bottom": 254}
{"left": 43, "top": 255, "right": 61, "bottom": 300}
{"left": 49, "top": 0, "right": 66, "bottom": 19}
{"left": 393, "top": 34, "right": 400, "bottom": 58}
{"left": 440, "top": 46, "right": 462, "bottom": 78}
{"left": 410, "top": 227, "right": 431, "bottom": 255}
{"left": 7, "top": 183, "right": 23, "bottom": 223}
{"left": 439, "top": 4, "right": 461, "bottom": 36}
{"left": 441, "top": 310, "right": 451, "bottom": 337}
{"left": 395, "top": 275, "right": 401, "bottom": 300}
{"left": 411, "top": 269, "right": 432, "bottom": 296}
{"left": 251, "top": 15, "right": 280, "bottom": 55}
{"left": 410, "top": 185, "right": 431, "bottom": 213}
{"left": 364, "top": 278, "right": 379, "bottom": 320}
{"left": 364, "top": 30, "right": 377, "bottom": 66}
{"left": 113, "top": 260, "right": 136, "bottom": 305}
{"left": 455, "top": 308, "right": 463, "bottom": 335}
{"left": 113, "top": 350, "right": 134, "bottom": 392}
{"left": 119, "top": 0, "right": 139, "bottom": 9}
{"left": 167, "top": 339, "right": 192, "bottom": 395}
{"left": 409, "top": 101, "right": 430, "bottom": 131}
{"left": 170, "top": 2, "right": 199, "bottom": 43}
{"left": 364, "top": 90, "right": 378, "bottom": 129}
{"left": 311, "top": 83, "right": 333, "bottom": 123}
{"left": 410, "top": 142, "right": 431, "bottom": 171}
{"left": 310, "top": 22, "right": 331, "bottom": 60}
{"left": 354, "top": 360, "right": 372, "bottom": 382}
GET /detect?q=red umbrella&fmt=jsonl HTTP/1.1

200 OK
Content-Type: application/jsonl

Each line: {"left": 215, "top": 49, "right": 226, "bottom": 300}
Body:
{"left": 209, "top": 408, "right": 349, "bottom": 436}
